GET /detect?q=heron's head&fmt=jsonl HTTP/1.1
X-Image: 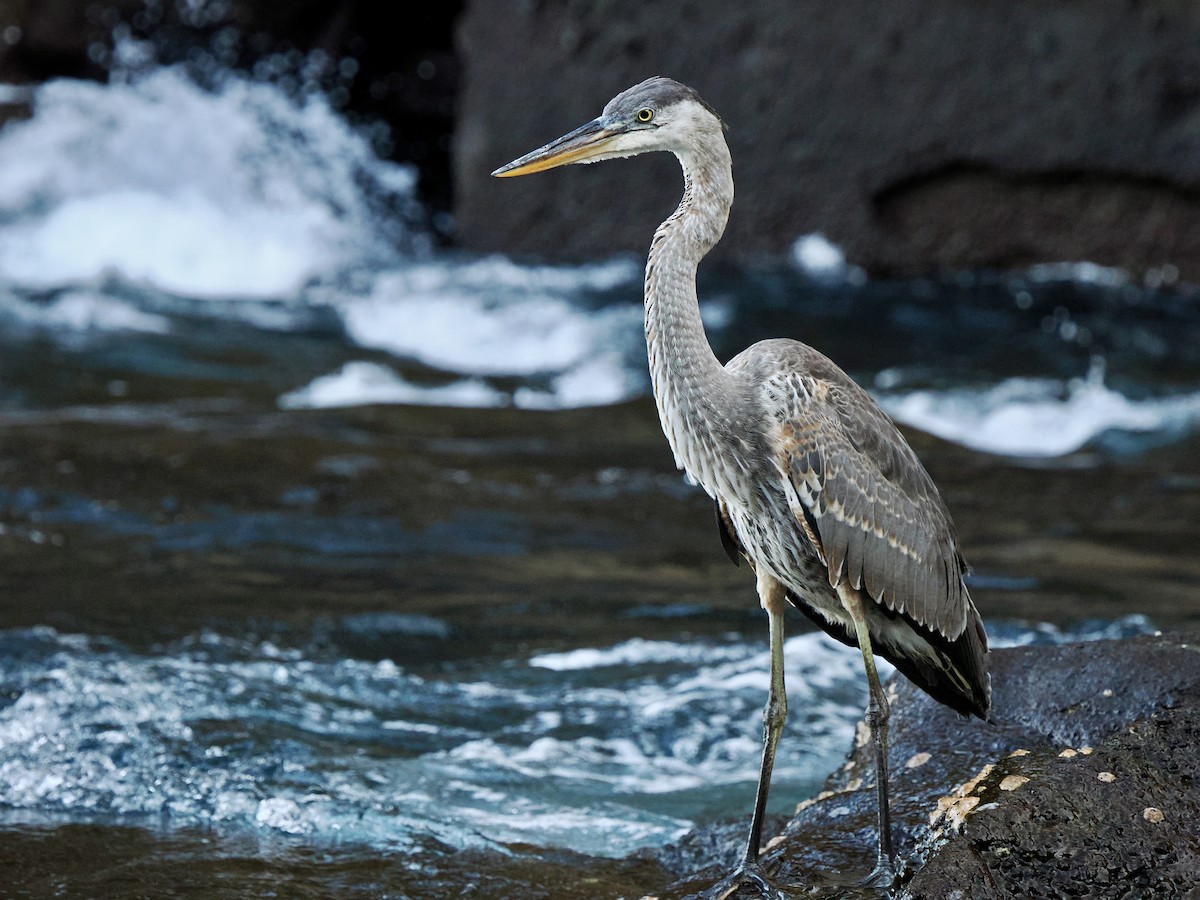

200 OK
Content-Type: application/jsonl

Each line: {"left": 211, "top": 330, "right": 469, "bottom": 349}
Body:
{"left": 492, "top": 77, "right": 724, "bottom": 178}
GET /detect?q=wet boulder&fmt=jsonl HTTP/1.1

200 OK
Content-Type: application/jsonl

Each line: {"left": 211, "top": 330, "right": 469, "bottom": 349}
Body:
{"left": 655, "top": 633, "right": 1200, "bottom": 898}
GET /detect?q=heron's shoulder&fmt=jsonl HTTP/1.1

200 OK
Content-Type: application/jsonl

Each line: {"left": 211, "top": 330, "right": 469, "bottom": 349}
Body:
{"left": 728, "top": 339, "right": 924, "bottom": 479}
{"left": 725, "top": 338, "right": 869, "bottom": 400}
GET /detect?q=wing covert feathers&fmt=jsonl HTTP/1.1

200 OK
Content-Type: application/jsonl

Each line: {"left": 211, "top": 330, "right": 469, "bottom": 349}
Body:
{"left": 759, "top": 345, "right": 974, "bottom": 642}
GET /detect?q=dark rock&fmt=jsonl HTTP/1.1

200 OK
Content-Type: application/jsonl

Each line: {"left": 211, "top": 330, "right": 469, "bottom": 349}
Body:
{"left": 904, "top": 704, "right": 1200, "bottom": 900}
{"left": 0, "top": 0, "right": 141, "bottom": 82}
{"left": 654, "top": 634, "right": 1200, "bottom": 898}
{"left": 455, "top": 0, "right": 1200, "bottom": 278}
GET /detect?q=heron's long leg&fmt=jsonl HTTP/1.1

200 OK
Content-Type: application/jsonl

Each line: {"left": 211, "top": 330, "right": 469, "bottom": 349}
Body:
{"left": 743, "top": 569, "right": 789, "bottom": 867}
{"left": 837, "top": 584, "right": 896, "bottom": 880}
{"left": 703, "top": 571, "right": 790, "bottom": 900}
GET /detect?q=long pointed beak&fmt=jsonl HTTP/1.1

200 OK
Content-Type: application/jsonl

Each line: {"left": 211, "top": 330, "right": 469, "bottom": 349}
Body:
{"left": 492, "top": 117, "right": 621, "bottom": 177}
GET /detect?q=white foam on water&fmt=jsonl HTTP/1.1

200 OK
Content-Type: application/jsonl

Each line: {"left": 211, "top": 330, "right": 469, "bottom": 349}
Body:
{"left": 1025, "top": 261, "right": 1130, "bottom": 287}
{"left": 878, "top": 365, "right": 1200, "bottom": 457}
{"left": 278, "top": 352, "right": 639, "bottom": 412}
{"left": 0, "top": 616, "right": 1158, "bottom": 856}
{"left": 0, "top": 69, "right": 417, "bottom": 299}
{"left": 989, "top": 614, "right": 1155, "bottom": 648}
{"left": 512, "top": 350, "right": 638, "bottom": 409}
{"left": 530, "top": 637, "right": 750, "bottom": 671}
{"left": 279, "top": 361, "right": 506, "bottom": 410}
{"left": 1, "top": 190, "right": 344, "bottom": 298}
{"left": 442, "top": 631, "right": 866, "bottom": 815}
{"left": 0, "top": 626, "right": 859, "bottom": 857}
{"left": 255, "top": 797, "right": 314, "bottom": 835}
{"left": 279, "top": 255, "right": 646, "bottom": 410}
{"left": 0, "top": 288, "right": 171, "bottom": 334}
{"left": 790, "top": 232, "right": 867, "bottom": 284}
{"left": 286, "top": 277, "right": 1200, "bottom": 432}
{"left": 334, "top": 257, "right": 641, "bottom": 376}
{"left": 0, "top": 83, "right": 34, "bottom": 104}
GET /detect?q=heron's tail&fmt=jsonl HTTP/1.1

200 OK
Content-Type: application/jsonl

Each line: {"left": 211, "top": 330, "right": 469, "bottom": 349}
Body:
{"left": 790, "top": 592, "right": 992, "bottom": 720}
{"left": 882, "top": 605, "right": 991, "bottom": 720}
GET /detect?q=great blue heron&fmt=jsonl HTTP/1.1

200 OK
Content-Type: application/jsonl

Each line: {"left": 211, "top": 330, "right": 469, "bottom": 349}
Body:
{"left": 493, "top": 77, "right": 991, "bottom": 897}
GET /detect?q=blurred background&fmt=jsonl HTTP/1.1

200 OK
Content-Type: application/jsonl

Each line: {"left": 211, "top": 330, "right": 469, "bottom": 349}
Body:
{"left": 0, "top": 2, "right": 1198, "bottom": 896}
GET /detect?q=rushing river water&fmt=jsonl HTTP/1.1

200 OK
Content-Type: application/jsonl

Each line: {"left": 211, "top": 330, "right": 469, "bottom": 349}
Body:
{"left": 1, "top": 64, "right": 1199, "bottom": 898}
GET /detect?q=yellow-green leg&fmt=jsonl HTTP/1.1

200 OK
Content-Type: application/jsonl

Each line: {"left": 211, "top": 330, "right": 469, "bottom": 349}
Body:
{"left": 708, "top": 569, "right": 790, "bottom": 900}
{"left": 837, "top": 583, "right": 897, "bottom": 886}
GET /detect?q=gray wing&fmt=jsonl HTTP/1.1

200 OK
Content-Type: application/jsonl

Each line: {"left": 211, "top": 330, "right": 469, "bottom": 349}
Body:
{"left": 736, "top": 340, "right": 972, "bottom": 640}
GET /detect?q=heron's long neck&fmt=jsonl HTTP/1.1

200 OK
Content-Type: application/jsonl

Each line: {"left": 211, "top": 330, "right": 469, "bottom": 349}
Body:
{"left": 644, "top": 138, "right": 738, "bottom": 493}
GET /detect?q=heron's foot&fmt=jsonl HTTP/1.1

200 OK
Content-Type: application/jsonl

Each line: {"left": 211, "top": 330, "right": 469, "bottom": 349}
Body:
{"left": 859, "top": 854, "right": 899, "bottom": 891}
{"left": 702, "top": 861, "right": 790, "bottom": 900}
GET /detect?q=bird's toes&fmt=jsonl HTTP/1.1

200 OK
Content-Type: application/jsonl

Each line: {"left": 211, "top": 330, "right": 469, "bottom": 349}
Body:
{"left": 858, "top": 855, "right": 900, "bottom": 891}
{"left": 699, "top": 862, "right": 791, "bottom": 900}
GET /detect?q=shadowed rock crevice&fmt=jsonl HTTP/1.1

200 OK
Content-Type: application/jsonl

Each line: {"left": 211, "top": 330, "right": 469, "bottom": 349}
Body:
{"left": 871, "top": 162, "right": 1200, "bottom": 276}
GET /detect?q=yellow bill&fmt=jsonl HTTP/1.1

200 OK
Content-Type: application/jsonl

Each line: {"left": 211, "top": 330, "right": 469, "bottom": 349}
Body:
{"left": 492, "top": 117, "right": 619, "bottom": 177}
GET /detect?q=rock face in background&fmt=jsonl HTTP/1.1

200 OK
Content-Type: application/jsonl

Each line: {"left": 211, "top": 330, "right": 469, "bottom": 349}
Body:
{"left": 654, "top": 634, "right": 1200, "bottom": 898}
{"left": 455, "top": 0, "right": 1200, "bottom": 278}
{"left": 5, "top": 1, "right": 1200, "bottom": 277}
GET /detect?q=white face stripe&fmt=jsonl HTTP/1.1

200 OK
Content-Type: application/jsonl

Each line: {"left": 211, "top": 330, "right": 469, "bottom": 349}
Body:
{"left": 575, "top": 126, "right": 664, "bottom": 162}
{"left": 584, "top": 99, "right": 722, "bottom": 162}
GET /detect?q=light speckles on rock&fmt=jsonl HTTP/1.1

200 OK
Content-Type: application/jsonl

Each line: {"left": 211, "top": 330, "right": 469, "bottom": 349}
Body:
{"left": 930, "top": 763, "right": 995, "bottom": 830}
{"left": 793, "top": 788, "right": 838, "bottom": 813}
{"left": 958, "top": 763, "right": 996, "bottom": 795}
{"left": 936, "top": 794, "right": 981, "bottom": 830}
{"left": 999, "top": 775, "right": 1029, "bottom": 792}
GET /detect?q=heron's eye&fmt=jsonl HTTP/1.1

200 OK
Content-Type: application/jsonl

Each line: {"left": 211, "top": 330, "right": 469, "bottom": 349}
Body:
{"left": 636, "top": 108, "right": 654, "bottom": 124}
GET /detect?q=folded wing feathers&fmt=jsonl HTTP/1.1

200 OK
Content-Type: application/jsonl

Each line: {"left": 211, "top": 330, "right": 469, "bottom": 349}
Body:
{"left": 768, "top": 369, "right": 970, "bottom": 641}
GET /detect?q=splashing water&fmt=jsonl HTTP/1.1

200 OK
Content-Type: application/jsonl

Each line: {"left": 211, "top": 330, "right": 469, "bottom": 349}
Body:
{"left": 0, "top": 69, "right": 419, "bottom": 299}
{"left": 877, "top": 359, "right": 1200, "bottom": 457}
{"left": 0, "top": 616, "right": 1156, "bottom": 857}
{"left": 0, "top": 627, "right": 861, "bottom": 855}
